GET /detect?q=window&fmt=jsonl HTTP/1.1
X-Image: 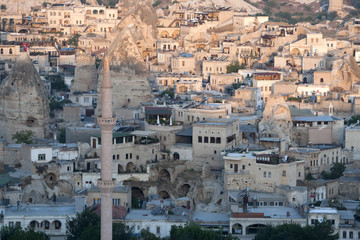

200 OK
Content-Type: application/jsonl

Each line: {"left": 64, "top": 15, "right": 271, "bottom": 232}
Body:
{"left": 263, "top": 172, "right": 266, "bottom": 177}
{"left": 320, "top": 78, "right": 324, "bottom": 83}
{"left": 182, "top": 61, "right": 185, "bottom": 66}
{"left": 268, "top": 172, "right": 271, "bottom": 178}
{"left": 282, "top": 170, "right": 286, "bottom": 176}
{"left": 242, "top": 165, "right": 245, "bottom": 170}
{"left": 204, "top": 137, "right": 209, "bottom": 143}
{"left": 210, "top": 137, "right": 215, "bottom": 143}
{"left": 270, "top": 202, "right": 274, "bottom": 206}
{"left": 9, "top": 222, "right": 13, "bottom": 227}
{"left": 298, "top": 172, "right": 301, "bottom": 177}
{"left": 279, "top": 202, "right": 284, "bottom": 206}
{"left": 38, "top": 154, "right": 46, "bottom": 161}
{"left": 84, "top": 97, "right": 89, "bottom": 103}
{"left": 156, "top": 226, "right": 160, "bottom": 234}
{"left": 230, "top": 164, "right": 233, "bottom": 168}
{"left": 136, "top": 155, "right": 139, "bottom": 160}
{"left": 55, "top": 221, "right": 61, "bottom": 230}
{"left": 216, "top": 137, "right": 221, "bottom": 144}
{"left": 130, "top": 153, "right": 132, "bottom": 159}
{"left": 15, "top": 222, "right": 21, "bottom": 227}
{"left": 198, "top": 136, "right": 202, "bottom": 143}
{"left": 113, "top": 155, "right": 115, "bottom": 160}
{"left": 343, "top": 231, "right": 347, "bottom": 239}
{"left": 126, "top": 154, "right": 129, "bottom": 159}
{"left": 117, "top": 154, "right": 119, "bottom": 160}
{"left": 9, "top": 49, "right": 12, "bottom": 55}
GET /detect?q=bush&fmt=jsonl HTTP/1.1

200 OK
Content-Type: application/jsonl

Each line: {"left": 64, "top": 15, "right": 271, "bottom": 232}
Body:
{"left": 226, "top": 61, "right": 245, "bottom": 73}
{"left": 152, "top": 0, "right": 161, "bottom": 7}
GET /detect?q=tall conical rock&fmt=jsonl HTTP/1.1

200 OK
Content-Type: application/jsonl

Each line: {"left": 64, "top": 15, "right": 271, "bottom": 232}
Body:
{"left": 0, "top": 54, "right": 50, "bottom": 142}
{"left": 97, "top": 0, "right": 155, "bottom": 113}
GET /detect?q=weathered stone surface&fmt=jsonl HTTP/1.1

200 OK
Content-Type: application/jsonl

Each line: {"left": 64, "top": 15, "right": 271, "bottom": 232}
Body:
{"left": 96, "top": 0, "right": 155, "bottom": 112}
{"left": 259, "top": 95, "right": 292, "bottom": 144}
{"left": 329, "top": 55, "right": 360, "bottom": 91}
{"left": 72, "top": 54, "right": 97, "bottom": 92}
{"left": 0, "top": 54, "right": 50, "bottom": 143}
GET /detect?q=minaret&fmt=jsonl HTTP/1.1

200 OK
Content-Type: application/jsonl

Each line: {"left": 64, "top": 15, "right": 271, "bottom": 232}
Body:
{"left": 97, "top": 55, "right": 116, "bottom": 240}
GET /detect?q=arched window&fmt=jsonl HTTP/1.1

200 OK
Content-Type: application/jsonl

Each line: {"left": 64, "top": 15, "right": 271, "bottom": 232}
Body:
{"left": 0, "top": 49, "right": 3, "bottom": 54}
{"left": 9, "top": 49, "right": 12, "bottom": 55}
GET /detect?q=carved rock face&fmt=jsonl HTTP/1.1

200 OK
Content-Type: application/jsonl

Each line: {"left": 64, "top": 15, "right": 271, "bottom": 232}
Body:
{"left": 0, "top": 54, "right": 50, "bottom": 142}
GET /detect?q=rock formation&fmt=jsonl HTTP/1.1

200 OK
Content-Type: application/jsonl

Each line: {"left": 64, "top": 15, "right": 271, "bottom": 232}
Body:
{"left": 0, "top": 54, "right": 50, "bottom": 143}
{"left": 259, "top": 95, "right": 292, "bottom": 144}
{"left": 97, "top": 0, "right": 155, "bottom": 113}
{"left": 72, "top": 54, "right": 98, "bottom": 92}
{"left": 329, "top": 55, "right": 360, "bottom": 91}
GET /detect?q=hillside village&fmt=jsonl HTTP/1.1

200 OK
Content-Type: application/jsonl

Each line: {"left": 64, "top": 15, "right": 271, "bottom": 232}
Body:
{"left": 0, "top": 0, "right": 359, "bottom": 239}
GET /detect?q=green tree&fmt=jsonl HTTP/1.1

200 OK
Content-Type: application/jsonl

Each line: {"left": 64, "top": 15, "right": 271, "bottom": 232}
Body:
{"left": 347, "top": 115, "right": 360, "bottom": 126}
{"left": 66, "top": 208, "right": 100, "bottom": 240}
{"left": 226, "top": 61, "right": 245, "bottom": 73}
{"left": 255, "top": 221, "right": 338, "bottom": 240}
{"left": 139, "top": 229, "right": 162, "bottom": 240}
{"left": 66, "top": 208, "right": 134, "bottom": 240}
{"left": 321, "top": 162, "right": 346, "bottom": 180}
{"left": 170, "top": 223, "right": 235, "bottom": 240}
{"left": 67, "top": 33, "right": 81, "bottom": 48}
{"left": 58, "top": 128, "right": 66, "bottom": 143}
{"left": 12, "top": 130, "right": 33, "bottom": 144}
{"left": 160, "top": 88, "right": 175, "bottom": 99}
{"left": 1, "top": 226, "right": 49, "bottom": 240}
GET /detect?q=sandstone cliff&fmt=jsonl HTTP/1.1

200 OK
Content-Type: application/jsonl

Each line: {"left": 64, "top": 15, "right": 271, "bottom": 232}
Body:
{"left": 0, "top": 54, "right": 50, "bottom": 143}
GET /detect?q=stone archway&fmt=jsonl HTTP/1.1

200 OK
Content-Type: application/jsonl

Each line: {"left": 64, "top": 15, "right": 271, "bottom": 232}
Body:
{"left": 290, "top": 48, "right": 300, "bottom": 56}
{"left": 160, "top": 30, "right": 169, "bottom": 38}
{"left": 173, "top": 152, "right": 180, "bottom": 160}
{"left": 180, "top": 183, "right": 190, "bottom": 196}
{"left": 118, "top": 164, "right": 124, "bottom": 173}
{"left": 246, "top": 224, "right": 265, "bottom": 235}
{"left": 232, "top": 223, "right": 243, "bottom": 234}
{"left": 158, "top": 169, "right": 170, "bottom": 182}
{"left": 126, "top": 162, "right": 135, "bottom": 173}
{"left": 29, "top": 220, "right": 40, "bottom": 229}
{"left": 18, "top": 29, "right": 28, "bottom": 34}
{"left": 158, "top": 190, "right": 170, "bottom": 199}
{"left": 45, "top": 173, "right": 56, "bottom": 183}
{"left": 131, "top": 187, "right": 145, "bottom": 209}
{"left": 52, "top": 220, "right": 62, "bottom": 230}
{"left": 41, "top": 220, "right": 50, "bottom": 230}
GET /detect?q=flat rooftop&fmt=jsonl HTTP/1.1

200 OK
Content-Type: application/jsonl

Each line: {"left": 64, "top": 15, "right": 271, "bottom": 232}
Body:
{"left": 235, "top": 207, "right": 303, "bottom": 219}
{"left": 6, "top": 204, "right": 76, "bottom": 216}
{"left": 191, "top": 211, "right": 229, "bottom": 223}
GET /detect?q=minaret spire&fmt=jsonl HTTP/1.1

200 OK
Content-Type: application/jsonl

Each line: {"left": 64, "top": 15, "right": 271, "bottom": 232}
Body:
{"left": 98, "top": 55, "right": 116, "bottom": 240}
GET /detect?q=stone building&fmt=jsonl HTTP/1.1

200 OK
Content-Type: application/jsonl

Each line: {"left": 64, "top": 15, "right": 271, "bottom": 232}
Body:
{"left": 192, "top": 118, "right": 240, "bottom": 169}
{"left": 252, "top": 72, "right": 282, "bottom": 103}
{"left": 0, "top": 54, "right": 50, "bottom": 143}
{"left": 224, "top": 152, "right": 305, "bottom": 193}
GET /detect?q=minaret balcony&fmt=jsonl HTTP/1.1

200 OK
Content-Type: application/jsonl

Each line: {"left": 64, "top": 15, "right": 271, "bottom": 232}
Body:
{"left": 98, "top": 117, "right": 116, "bottom": 125}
